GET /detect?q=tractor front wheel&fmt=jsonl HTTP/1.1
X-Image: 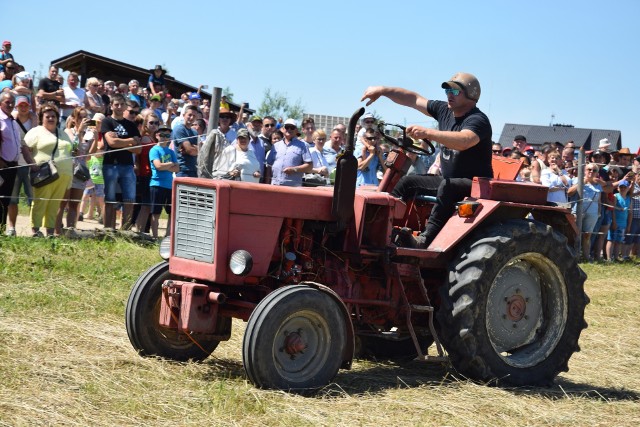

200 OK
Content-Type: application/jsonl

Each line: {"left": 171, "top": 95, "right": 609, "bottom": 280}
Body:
{"left": 242, "top": 284, "right": 347, "bottom": 392}
{"left": 125, "top": 262, "right": 227, "bottom": 361}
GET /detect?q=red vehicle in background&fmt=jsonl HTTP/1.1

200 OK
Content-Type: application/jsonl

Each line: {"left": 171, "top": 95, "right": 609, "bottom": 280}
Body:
{"left": 126, "top": 108, "right": 588, "bottom": 392}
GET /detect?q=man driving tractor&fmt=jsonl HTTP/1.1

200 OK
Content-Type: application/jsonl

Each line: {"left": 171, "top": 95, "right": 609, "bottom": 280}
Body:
{"left": 361, "top": 72, "right": 493, "bottom": 248}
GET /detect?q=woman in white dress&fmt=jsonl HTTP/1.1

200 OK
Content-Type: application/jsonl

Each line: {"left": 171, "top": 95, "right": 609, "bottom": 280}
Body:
{"left": 212, "top": 128, "right": 261, "bottom": 183}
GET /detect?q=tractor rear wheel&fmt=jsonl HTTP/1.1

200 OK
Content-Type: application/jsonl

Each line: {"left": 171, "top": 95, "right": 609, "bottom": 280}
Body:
{"left": 242, "top": 284, "right": 347, "bottom": 392}
{"left": 125, "top": 262, "right": 226, "bottom": 361}
{"left": 437, "top": 220, "right": 589, "bottom": 386}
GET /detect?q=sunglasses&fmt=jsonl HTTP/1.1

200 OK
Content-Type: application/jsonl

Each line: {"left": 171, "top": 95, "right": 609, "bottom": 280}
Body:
{"left": 492, "top": 150, "right": 502, "bottom": 154}
{"left": 363, "top": 120, "right": 374, "bottom": 125}
{"left": 263, "top": 123, "right": 275, "bottom": 128}
{"left": 444, "top": 88, "right": 461, "bottom": 96}
{"left": 365, "top": 137, "right": 378, "bottom": 142}
{"left": 128, "top": 110, "right": 140, "bottom": 115}
{"left": 148, "top": 121, "right": 159, "bottom": 125}
{"left": 586, "top": 169, "right": 596, "bottom": 172}
{"left": 157, "top": 132, "right": 171, "bottom": 137}
{"left": 284, "top": 125, "right": 296, "bottom": 131}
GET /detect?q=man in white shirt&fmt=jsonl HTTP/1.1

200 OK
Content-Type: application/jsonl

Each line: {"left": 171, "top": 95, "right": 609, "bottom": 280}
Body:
{"left": 61, "top": 72, "right": 85, "bottom": 121}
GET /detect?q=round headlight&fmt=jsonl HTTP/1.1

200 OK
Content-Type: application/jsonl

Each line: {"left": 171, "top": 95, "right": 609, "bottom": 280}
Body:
{"left": 159, "top": 236, "right": 171, "bottom": 260}
{"left": 229, "top": 250, "right": 253, "bottom": 276}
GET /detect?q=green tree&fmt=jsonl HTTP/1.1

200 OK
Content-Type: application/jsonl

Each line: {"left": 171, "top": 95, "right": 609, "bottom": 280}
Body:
{"left": 222, "top": 86, "right": 234, "bottom": 103}
{"left": 257, "top": 88, "right": 305, "bottom": 120}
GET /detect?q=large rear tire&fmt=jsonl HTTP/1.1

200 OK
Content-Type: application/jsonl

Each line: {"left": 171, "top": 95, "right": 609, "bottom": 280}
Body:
{"left": 242, "top": 284, "right": 347, "bottom": 392}
{"left": 437, "top": 220, "right": 589, "bottom": 386}
{"left": 125, "top": 261, "right": 227, "bottom": 361}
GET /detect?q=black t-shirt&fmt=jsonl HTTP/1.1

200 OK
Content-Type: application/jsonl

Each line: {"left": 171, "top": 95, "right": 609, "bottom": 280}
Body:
{"left": 100, "top": 117, "right": 141, "bottom": 165}
{"left": 427, "top": 100, "right": 493, "bottom": 179}
{"left": 37, "top": 77, "right": 61, "bottom": 106}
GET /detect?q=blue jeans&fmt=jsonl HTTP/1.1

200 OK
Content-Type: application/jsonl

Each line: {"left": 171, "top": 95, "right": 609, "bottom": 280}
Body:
{"left": 103, "top": 164, "right": 136, "bottom": 203}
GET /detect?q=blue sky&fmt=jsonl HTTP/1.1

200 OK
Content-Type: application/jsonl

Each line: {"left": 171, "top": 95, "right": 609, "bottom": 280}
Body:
{"left": 3, "top": 0, "right": 639, "bottom": 153}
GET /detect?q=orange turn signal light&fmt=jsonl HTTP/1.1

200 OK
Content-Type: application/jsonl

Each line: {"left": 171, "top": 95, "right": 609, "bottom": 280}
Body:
{"left": 457, "top": 201, "right": 481, "bottom": 218}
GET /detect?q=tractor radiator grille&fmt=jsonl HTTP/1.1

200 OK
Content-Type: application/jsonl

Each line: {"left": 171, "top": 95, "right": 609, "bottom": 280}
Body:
{"left": 173, "top": 184, "right": 216, "bottom": 263}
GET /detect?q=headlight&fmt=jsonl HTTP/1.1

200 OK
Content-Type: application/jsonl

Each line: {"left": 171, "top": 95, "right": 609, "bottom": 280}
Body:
{"left": 229, "top": 250, "right": 253, "bottom": 276}
{"left": 159, "top": 236, "right": 171, "bottom": 260}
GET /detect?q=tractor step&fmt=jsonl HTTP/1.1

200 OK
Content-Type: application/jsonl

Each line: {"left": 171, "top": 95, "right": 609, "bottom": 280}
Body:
{"left": 410, "top": 304, "right": 434, "bottom": 313}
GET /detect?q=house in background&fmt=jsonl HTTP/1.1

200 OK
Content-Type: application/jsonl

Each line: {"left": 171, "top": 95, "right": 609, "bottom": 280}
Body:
{"left": 49, "top": 50, "right": 252, "bottom": 114}
{"left": 498, "top": 123, "right": 621, "bottom": 151}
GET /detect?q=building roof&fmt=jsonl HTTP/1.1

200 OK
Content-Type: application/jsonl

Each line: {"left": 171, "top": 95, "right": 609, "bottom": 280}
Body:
{"left": 498, "top": 123, "right": 622, "bottom": 151}
{"left": 49, "top": 50, "right": 252, "bottom": 113}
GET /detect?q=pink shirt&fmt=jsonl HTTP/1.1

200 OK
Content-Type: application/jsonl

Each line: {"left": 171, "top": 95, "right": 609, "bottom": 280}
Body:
{"left": 0, "top": 108, "right": 21, "bottom": 162}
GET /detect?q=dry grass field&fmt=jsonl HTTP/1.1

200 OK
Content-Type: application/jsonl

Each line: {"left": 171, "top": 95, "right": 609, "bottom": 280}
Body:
{"left": 0, "top": 237, "right": 638, "bottom": 426}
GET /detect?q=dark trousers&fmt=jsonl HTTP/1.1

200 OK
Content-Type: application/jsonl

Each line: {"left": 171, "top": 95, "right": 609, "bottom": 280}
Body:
{"left": 391, "top": 175, "right": 472, "bottom": 241}
{"left": 0, "top": 161, "right": 18, "bottom": 229}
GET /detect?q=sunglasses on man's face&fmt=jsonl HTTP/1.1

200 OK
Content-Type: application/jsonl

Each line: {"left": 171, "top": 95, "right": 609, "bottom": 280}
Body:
{"left": 158, "top": 132, "right": 171, "bottom": 137}
{"left": 444, "top": 88, "right": 461, "bottom": 96}
{"left": 284, "top": 125, "right": 296, "bottom": 131}
{"left": 128, "top": 110, "right": 140, "bottom": 115}
{"left": 263, "top": 123, "right": 275, "bottom": 128}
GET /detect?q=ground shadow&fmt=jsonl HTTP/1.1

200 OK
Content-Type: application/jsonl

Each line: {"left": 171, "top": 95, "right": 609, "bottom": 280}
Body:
{"left": 197, "top": 356, "right": 639, "bottom": 401}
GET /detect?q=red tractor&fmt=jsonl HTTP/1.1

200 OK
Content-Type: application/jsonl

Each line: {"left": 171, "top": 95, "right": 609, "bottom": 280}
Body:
{"left": 126, "top": 108, "right": 588, "bottom": 392}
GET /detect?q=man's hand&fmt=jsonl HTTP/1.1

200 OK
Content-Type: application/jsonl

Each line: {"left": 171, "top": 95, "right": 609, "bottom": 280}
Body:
{"left": 407, "top": 125, "right": 430, "bottom": 140}
{"left": 361, "top": 86, "right": 385, "bottom": 106}
{"left": 283, "top": 166, "right": 299, "bottom": 175}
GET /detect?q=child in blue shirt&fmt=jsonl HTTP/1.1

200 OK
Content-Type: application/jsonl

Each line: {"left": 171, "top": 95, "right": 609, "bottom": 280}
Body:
{"left": 148, "top": 125, "right": 179, "bottom": 238}
{"left": 607, "top": 180, "right": 632, "bottom": 261}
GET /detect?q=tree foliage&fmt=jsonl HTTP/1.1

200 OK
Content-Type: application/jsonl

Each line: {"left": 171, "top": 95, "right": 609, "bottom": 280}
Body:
{"left": 257, "top": 88, "right": 305, "bottom": 120}
{"left": 222, "top": 86, "right": 234, "bottom": 103}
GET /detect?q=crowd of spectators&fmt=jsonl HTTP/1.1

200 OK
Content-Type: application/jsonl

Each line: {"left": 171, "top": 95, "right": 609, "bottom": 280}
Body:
{"left": 0, "top": 43, "right": 638, "bottom": 258}
{"left": 491, "top": 135, "right": 640, "bottom": 262}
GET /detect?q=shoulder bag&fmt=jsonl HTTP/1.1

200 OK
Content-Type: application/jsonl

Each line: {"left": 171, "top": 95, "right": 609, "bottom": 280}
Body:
{"left": 31, "top": 129, "right": 60, "bottom": 188}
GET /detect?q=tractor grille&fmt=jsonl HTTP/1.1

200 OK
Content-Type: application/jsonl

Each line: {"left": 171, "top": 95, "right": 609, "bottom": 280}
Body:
{"left": 173, "top": 184, "right": 216, "bottom": 263}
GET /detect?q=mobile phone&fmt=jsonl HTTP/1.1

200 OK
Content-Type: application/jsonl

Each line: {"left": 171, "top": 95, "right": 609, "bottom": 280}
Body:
{"left": 201, "top": 85, "right": 209, "bottom": 89}
{"left": 87, "top": 119, "right": 96, "bottom": 126}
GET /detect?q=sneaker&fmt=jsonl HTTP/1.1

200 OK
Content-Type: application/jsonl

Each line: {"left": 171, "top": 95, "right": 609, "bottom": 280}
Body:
{"left": 32, "top": 231, "right": 44, "bottom": 238}
{"left": 78, "top": 213, "right": 84, "bottom": 222}
{"left": 5, "top": 228, "right": 16, "bottom": 237}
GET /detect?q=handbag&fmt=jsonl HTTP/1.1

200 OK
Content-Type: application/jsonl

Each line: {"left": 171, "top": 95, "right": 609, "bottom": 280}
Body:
{"left": 31, "top": 129, "right": 60, "bottom": 188}
{"left": 73, "top": 162, "right": 91, "bottom": 181}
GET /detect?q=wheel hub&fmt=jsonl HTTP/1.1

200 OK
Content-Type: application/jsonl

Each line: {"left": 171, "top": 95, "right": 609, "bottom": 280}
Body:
{"left": 486, "top": 261, "right": 543, "bottom": 353}
{"left": 507, "top": 294, "right": 526, "bottom": 321}
{"left": 283, "top": 330, "right": 307, "bottom": 357}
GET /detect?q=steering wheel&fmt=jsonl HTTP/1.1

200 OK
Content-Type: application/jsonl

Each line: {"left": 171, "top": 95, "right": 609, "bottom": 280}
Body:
{"left": 377, "top": 122, "right": 436, "bottom": 156}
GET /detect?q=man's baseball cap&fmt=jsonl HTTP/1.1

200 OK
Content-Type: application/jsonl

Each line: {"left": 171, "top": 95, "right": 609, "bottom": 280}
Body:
{"left": 2, "top": 41, "right": 11, "bottom": 46}
{"left": 150, "top": 95, "right": 162, "bottom": 102}
{"left": 514, "top": 135, "right": 526, "bottom": 142}
{"left": 237, "top": 128, "right": 250, "bottom": 139}
{"left": 284, "top": 118, "right": 297, "bottom": 127}
{"left": 249, "top": 115, "right": 262, "bottom": 123}
{"left": 441, "top": 72, "right": 481, "bottom": 101}
{"left": 189, "top": 93, "right": 201, "bottom": 100}
{"left": 618, "top": 180, "right": 630, "bottom": 187}
{"left": 361, "top": 112, "right": 375, "bottom": 123}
